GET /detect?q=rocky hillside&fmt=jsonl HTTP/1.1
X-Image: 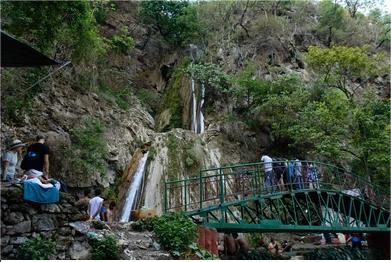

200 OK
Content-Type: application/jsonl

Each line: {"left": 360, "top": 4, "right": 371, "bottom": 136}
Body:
{"left": 1, "top": 0, "right": 390, "bottom": 212}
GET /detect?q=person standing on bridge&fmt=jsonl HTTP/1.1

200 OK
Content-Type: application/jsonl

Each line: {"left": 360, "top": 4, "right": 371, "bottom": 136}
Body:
{"left": 261, "top": 155, "right": 274, "bottom": 193}
{"left": 295, "top": 159, "right": 304, "bottom": 189}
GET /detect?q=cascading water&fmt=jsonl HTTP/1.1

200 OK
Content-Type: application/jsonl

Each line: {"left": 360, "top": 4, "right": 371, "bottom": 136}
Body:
{"left": 190, "top": 63, "right": 205, "bottom": 134}
{"left": 191, "top": 77, "right": 198, "bottom": 133}
{"left": 199, "top": 83, "right": 205, "bottom": 134}
{"left": 119, "top": 152, "right": 149, "bottom": 223}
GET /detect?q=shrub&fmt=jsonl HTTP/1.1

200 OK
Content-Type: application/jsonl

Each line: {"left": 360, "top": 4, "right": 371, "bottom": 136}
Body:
{"left": 139, "top": 1, "right": 201, "bottom": 46}
{"left": 132, "top": 212, "right": 197, "bottom": 256}
{"left": 98, "top": 81, "right": 132, "bottom": 110}
{"left": 110, "top": 27, "right": 135, "bottom": 54}
{"left": 17, "top": 235, "right": 56, "bottom": 260}
{"left": 88, "top": 234, "right": 120, "bottom": 260}
{"left": 66, "top": 117, "right": 108, "bottom": 178}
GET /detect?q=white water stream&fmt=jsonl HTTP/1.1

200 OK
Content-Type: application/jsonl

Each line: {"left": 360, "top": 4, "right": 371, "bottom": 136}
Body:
{"left": 119, "top": 152, "right": 149, "bottom": 223}
{"left": 190, "top": 73, "right": 205, "bottom": 134}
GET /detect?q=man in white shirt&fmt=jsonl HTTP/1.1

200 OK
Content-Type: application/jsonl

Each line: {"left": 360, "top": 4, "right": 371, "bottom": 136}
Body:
{"left": 261, "top": 155, "right": 274, "bottom": 193}
{"left": 88, "top": 189, "right": 104, "bottom": 221}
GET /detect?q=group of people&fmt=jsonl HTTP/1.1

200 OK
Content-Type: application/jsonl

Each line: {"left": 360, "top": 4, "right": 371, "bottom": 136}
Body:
{"left": 1, "top": 135, "right": 58, "bottom": 188}
{"left": 76, "top": 188, "right": 116, "bottom": 224}
{"left": 222, "top": 232, "right": 249, "bottom": 258}
{"left": 261, "top": 155, "right": 319, "bottom": 193}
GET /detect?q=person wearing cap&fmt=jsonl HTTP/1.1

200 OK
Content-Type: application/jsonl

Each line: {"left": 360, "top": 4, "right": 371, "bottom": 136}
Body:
{"left": 1, "top": 139, "right": 26, "bottom": 182}
{"left": 21, "top": 135, "right": 50, "bottom": 180}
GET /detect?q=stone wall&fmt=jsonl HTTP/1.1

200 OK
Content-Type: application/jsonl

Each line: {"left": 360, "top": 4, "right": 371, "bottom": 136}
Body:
{"left": 1, "top": 185, "right": 88, "bottom": 259}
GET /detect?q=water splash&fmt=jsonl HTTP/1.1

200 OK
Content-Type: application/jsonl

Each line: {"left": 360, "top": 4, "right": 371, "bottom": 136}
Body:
{"left": 119, "top": 152, "right": 149, "bottom": 223}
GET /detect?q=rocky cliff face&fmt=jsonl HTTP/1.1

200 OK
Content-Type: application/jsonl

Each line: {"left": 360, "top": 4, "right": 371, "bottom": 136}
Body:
{"left": 1, "top": 185, "right": 86, "bottom": 259}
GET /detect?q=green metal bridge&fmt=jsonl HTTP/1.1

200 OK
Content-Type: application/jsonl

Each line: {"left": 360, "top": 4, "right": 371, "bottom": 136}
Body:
{"left": 164, "top": 160, "right": 390, "bottom": 233}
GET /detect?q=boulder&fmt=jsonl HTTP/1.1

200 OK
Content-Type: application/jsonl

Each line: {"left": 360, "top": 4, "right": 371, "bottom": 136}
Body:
{"left": 14, "top": 220, "right": 32, "bottom": 234}
{"left": 32, "top": 214, "right": 57, "bottom": 231}
{"left": 1, "top": 245, "right": 13, "bottom": 255}
{"left": 40, "top": 204, "right": 61, "bottom": 213}
{"left": 10, "top": 236, "right": 29, "bottom": 245}
{"left": 69, "top": 241, "right": 91, "bottom": 260}
{"left": 4, "top": 212, "right": 24, "bottom": 225}
{"left": 1, "top": 235, "right": 10, "bottom": 247}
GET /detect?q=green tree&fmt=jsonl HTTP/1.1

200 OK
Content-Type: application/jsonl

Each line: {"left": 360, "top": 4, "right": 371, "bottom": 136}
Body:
{"left": 306, "top": 45, "right": 387, "bottom": 99}
{"left": 341, "top": 0, "right": 376, "bottom": 18}
{"left": 350, "top": 90, "right": 390, "bottom": 188}
{"left": 139, "top": 0, "right": 201, "bottom": 47}
{"left": 1, "top": 1, "right": 106, "bottom": 62}
{"left": 318, "top": 0, "right": 347, "bottom": 46}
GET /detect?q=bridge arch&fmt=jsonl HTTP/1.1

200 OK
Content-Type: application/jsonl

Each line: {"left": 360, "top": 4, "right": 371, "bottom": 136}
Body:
{"left": 164, "top": 160, "right": 390, "bottom": 233}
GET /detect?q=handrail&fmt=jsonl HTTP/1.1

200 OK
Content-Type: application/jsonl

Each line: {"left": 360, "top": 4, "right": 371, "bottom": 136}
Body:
{"left": 164, "top": 160, "right": 390, "bottom": 214}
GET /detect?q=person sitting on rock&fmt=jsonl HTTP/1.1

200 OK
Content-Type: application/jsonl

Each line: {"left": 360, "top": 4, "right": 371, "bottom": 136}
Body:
{"left": 1, "top": 139, "right": 25, "bottom": 183}
{"left": 268, "top": 238, "right": 279, "bottom": 255}
{"left": 88, "top": 188, "right": 104, "bottom": 221}
{"left": 21, "top": 135, "right": 50, "bottom": 183}
{"left": 233, "top": 232, "right": 249, "bottom": 255}
{"left": 223, "top": 233, "right": 237, "bottom": 257}
{"left": 107, "top": 201, "right": 116, "bottom": 224}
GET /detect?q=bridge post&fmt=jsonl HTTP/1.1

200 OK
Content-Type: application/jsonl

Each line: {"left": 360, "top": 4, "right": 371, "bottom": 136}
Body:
{"left": 219, "top": 168, "right": 224, "bottom": 204}
{"left": 367, "top": 232, "right": 391, "bottom": 259}
{"left": 199, "top": 172, "right": 203, "bottom": 209}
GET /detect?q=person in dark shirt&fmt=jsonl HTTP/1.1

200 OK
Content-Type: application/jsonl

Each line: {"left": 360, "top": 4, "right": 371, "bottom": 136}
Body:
{"left": 21, "top": 135, "right": 50, "bottom": 179}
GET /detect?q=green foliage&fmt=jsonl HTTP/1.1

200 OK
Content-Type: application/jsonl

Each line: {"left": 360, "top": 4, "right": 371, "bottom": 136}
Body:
{"left": 304, "top": 246, "right": 368, "bottom": 259}
{"left": 1, "top": 68, "right": 48, "bottom": 124}
{"left": 132, "top": 216, "right": 160, "bottom": 231}
{"left": 132, "top": 213, "right": 197, "bottom": 256}
{"left": 2, "top": 1, "right": 106, "bottom": 62}
{"left": 139, "top": 1, "right": 201, "bottom": 46}
{"left": 318, "top": 0, "right": 347, "bottom": 45}
{"left": 17, "top": 235, "right": 56, "bottom": 260}
{"left": 110, "top": 27, "right": 135, "bottom": 54}
{"left": 159, "top": 62, "right": 189, "bottom": 131}
{"left": 67, "top": 117, "right": 108, "bottom": 178}
{"left": 351, "top": 90, "right": 390, "bottom": 189}
{"left": 188, "top": 242, "right": 218, "bottom": 260}
{"left": 93, "top": 0, "right": 117, "bottom": 25}
{"left": 306, "top": 45, "right": 388, "bottom": 98}
{"left": 98, "top": 81, "right": 132, "bottom": 110}
{"left": 88, "top": 234, "right": 120, "bottom": 260}
{"left": 148, "top": 146, "right": 157, "bottom": 161}
{"left": 187, "top": 63, "right": 231, "bottom": 93}
{"left": 136, "top": 88, "right": 161, "bottom": 115}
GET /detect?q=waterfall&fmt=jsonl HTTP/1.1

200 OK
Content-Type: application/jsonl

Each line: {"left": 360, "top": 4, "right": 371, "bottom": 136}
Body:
{"left": 190, "top": 67, "right": 205, "bottom": 134}
{"left": 199, "top": 83, "right": 205, "bottom": 134}
{"left": 119, "top": 152, "right": 149, "bottom": 223}
{"left": 191, "top": 77, "right": 198, "bottom": 133}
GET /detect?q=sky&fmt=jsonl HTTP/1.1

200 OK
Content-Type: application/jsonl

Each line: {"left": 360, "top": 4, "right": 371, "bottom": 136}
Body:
{"left": 384, "top": 1, "right": 391, "bottom": 13}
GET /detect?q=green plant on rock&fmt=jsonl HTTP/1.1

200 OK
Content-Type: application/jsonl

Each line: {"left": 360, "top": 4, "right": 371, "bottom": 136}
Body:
{"left": 133, "top": 213, "right": 197, "bottom": 256}
{"left": 154, "top": 212, "right": 197, "bottom": 256}
{"left": 110, "top": 26, "right": 135, "bottom": 54}
{"left": 66, "top": 117, "right": 108, "bottom": 179}
{"left": 188, "top": 242, "right": 218, "bottom": 260}
{"left": 17, "top": 235, "right": 56, "bottom": 260}
{"left": 187, "top": 63, "right": 231, "bottom": 93}
{"left": 88, "top": 234, "right": 120, "bottom": 260}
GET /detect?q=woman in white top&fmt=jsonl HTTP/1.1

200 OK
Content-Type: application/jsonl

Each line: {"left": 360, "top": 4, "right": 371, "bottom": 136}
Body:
{"left": 1, "top": 139, "right": 25, "bottom": 183}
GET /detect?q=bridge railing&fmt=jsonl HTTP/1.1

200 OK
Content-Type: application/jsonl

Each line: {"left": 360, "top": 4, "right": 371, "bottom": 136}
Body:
{"left": 164, "top": 161, "right": 390, "bottom": 213}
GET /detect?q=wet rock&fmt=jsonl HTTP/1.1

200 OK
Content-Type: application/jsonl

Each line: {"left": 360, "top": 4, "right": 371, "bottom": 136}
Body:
{"left": 69, "top": 241, "right": 91, "bottom": 260}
